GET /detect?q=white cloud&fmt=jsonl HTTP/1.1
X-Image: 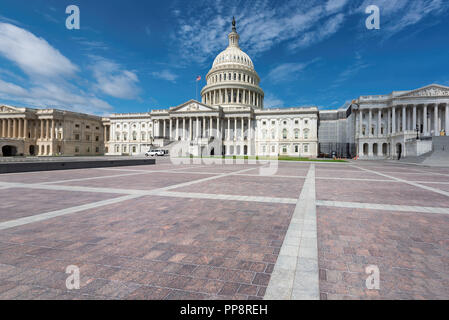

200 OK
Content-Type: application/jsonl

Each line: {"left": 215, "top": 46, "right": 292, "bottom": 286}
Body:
{"left": 266, "top": 59, "right": 319, "bottom": 83}
{"left": 151, "top": 69, "right": 179, "bottom": 83}
{"left": 172, "top": 0, "right": 449, "bottom": 66}
{"left": 172, "top": 0, "right": 342, "bottom": 64}
{"left": 0, "top": 22, "right": 114, "bottom": 114}
{"left": 325, "top": 0, "right": 349, "bottom": 13}
{"left": 0, "top": 22, "right": 78, "bottom": 78}
{"left": 289, "top": 13, "right": 345, "bottom": 49}
{"left": 89, "top": 55, "right": 141, "bottom": 100}
{"left": 266, "top": 63, "right": 308, "bottom": 83}
{"left": 357, "top": 0, "right": 448, "bottom": 37}
{"left": 0, "top": 78, "right": 113, "bottom": 115}
{"left": 331, "top": 53, "right": 370, "bottom": 88}
{"left": 264, "top": 93, "right": 284, "bottom": 108}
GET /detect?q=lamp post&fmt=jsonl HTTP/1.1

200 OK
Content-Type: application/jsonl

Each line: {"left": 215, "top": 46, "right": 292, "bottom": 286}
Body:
{"left": 416, "top": 125, "right": 420, "bottom": 141}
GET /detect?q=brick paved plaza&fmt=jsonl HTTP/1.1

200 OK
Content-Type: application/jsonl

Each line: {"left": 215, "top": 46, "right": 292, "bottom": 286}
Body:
{"left": 0, "top": 158, "right": 448, "bottom": 300}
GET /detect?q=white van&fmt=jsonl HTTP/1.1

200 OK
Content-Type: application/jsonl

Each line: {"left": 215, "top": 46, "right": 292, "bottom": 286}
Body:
{"left": 145, "top": 150, "right": 165, "bottom": 157}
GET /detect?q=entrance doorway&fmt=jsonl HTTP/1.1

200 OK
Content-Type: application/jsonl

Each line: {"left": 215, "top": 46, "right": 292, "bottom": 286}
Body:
{"left": 2, "top": 145, "right": 17, "bottom": 157}
{"left": 29, "top": 145, "right": 36, "bottom": 156}
{"left": 396, "top": 143, "right": 403, "bottom": 159}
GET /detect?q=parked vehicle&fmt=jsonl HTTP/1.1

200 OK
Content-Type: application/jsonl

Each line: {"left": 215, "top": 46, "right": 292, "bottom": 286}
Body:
{"left": 145, "top": 150, "right": 165, "bottom": 157}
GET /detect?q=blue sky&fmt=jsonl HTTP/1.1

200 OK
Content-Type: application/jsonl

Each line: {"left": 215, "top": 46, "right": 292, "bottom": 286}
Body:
{"left": 0, "top": 0, "right": 448, "bottom": 115}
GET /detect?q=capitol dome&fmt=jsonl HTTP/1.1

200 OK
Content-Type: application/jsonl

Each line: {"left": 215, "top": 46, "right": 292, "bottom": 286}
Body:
{"left": 212, "top": 46, "right": 254, "bottom": 69}
{"left": 201, "top": 18, "right": 264, "bottom": 109}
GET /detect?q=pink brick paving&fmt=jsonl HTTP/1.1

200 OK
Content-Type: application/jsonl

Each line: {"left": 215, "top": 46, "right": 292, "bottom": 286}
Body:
{"left": 0, "top": 158, "right": 448, "bottom": 300}
{"left": 317, "top": 206, "right": 449, "bottom": 300}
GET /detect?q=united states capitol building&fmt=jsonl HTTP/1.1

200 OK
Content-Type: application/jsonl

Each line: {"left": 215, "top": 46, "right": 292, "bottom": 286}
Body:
{"left": 1, "top": 19, "right": 448, "bottom": 159}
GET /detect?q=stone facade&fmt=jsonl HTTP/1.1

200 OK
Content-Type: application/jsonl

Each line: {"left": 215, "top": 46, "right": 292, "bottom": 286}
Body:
{"left": 351, "top": 84, "right": 449, "bottom": 159}
{"left": 1, "top": 19, "right": 448, "bottom": 160}
{"left": 0, "top": 105, "right": 105, "bottom": 157}
{"left": 105, "top": 20, "right": 319, "bottom": 158}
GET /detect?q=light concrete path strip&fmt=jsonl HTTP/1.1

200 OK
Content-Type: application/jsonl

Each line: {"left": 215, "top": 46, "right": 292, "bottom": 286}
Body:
{"left": 153, "top": 191, "right": 298, "bottom": 204}
{"left": 352, "top": 165, "right": 449, "bottom": 197}
{"left": 0, "top": 194, "right": 142, "bottom": 230}
{"left": 316, "top": 200, "right": 449, "bottom": 214}
{"left": 264, "top": 164, "right": 319, "bottom": 300}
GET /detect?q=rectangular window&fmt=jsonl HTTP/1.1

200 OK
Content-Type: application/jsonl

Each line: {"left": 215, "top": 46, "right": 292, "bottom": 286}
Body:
{"left": 95, "top": 136, "right": 99, "bottom": 141}
{"left": 75, "top": 134, "right": 80, "bottom": 141}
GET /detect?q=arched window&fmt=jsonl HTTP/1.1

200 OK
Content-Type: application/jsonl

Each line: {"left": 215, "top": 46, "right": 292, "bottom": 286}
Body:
{"left": 294, "top": 129, "right": 300, "bottom": 139}
{"left": 132, "top": 132, "right": 137, "bottom": 141}
{"left": 304, "top": 129, "right": 309, "bottom": 140}
{"left": 271, "top": 129, "right": 276, "bottom": 139}
{"left": 283, "top": 129, "right": 288, "bottom": 140}
{"left": 141, "top": 132, "right": 146, "bottom": 141}
{"left": 262, "top": 129, "right": 267, "bottom": 139}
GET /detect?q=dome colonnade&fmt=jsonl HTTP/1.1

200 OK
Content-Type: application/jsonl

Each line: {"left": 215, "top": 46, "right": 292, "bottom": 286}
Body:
{"left": 201, "top": 18, "right": 264, "bottom": 109}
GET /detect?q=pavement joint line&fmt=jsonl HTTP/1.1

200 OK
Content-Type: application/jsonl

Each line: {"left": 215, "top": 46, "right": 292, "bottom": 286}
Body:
{"left": 149, "top": 191, "right": 298, "bottom": 204}
{"left": 265, "top": 164, "right": 320, "bottom": 300}
{"left": 0, "top": 180, "right": 300, "bottom": 204}
{"left": 316, "top": 200, "right": 449, "bottom": 214}
{"left": 351, "top": 165, "right": 449, "bottom": 198}
{"left": 155, "top": 167, "right": 257, "bottom": 191}
{"left": 0, "top": 194, "right": 142, "bottom": 231}
{"left": 40, "top": 171, "right": 154, "bottom": 185}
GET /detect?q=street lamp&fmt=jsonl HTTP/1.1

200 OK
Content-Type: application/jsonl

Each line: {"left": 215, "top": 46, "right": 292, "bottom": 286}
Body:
{"left": 416, "top": 125, "right": 420, "bottom": 140}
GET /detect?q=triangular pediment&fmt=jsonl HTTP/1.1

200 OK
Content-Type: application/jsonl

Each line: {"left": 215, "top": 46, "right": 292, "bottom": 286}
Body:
{"left": 398, "top": 84, "right": 449, "bottom": 98}
{"left": 170, "top": 100, "right": 217, "bottom": 113}
{"left": 0, "top": 105, "right": 25, "bottom": 113}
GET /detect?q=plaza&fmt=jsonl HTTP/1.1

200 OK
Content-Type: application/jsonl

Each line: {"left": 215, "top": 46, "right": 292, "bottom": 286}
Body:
{"left": 0, "top": 158, "right": 447, "bottom": 300}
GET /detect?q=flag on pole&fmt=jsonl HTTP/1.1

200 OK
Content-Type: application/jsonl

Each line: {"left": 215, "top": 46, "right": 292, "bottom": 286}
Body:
{"left": 196, "top": 75, "right": 201, "bottom": 81}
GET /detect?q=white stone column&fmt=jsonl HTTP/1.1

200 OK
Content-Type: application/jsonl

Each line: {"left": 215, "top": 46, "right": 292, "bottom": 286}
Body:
{"left": 18, "top": 119, "right": 23, "bottom": 138}
{"left": 402, "top": 106, "right": 406, "bottom": 133}
{"left": 210, "top": 116, "right": 213, "bottom": 137}
{"left": 358, "top": 110, "right": 363, "bottom": 137}
{"left": 445, "top": 104, "right": 449, "bottom": 133}
{"left": 434, "top": 104, "right": 439, "bottom": 135}
{"left": 196, "top": 117, "right": 199, "bottom": 139}
{"left": 377, "top": 110, "right": 381, "bottom": 137}
{"left": 23, "top": 119, "right": 28, "bottom": 139}
{"left": 183, "top": 118, "right": 186, "bottom": 140}
{"left": 241, "top": 117, "right": 245, "bottom": 140}
{"left": 46, "top": 119, "right": 49, "bottom": 140}
{"left": 189, "top": 117, "right": 192, "bottom": 140}
{"left": 176, "top": 118, "right": 179, "bottom": 140}
{"left": 40, "top": 119, "right": 44, "bottom": 139}
{"left": 387, "top": 109, "right": 391, "bottom": 135}
{"left": 234, "top": 118, "right": 237, "bottom": 141}
{"left": 423, "top": 105, "right": 428, "bottom": 135}
{"left": 392, "top": 107, "right": 396, "bottom": 134}
{"left": 169, "top": 118, "right": 172, "bottom": 140}
{"left": 413, "top": 105, "right": 417, "bottom": 131}
{"left": 368, "top": 109, "right": 372, "bottom": 137}
{"left": 1, "top": 119, "right": 5, "bottom": 137}
{"left": 227, "top": 118, "right": 230, "bottom": 140}
{"left": 12, "top": 118, "right": 16, "bottom": 138}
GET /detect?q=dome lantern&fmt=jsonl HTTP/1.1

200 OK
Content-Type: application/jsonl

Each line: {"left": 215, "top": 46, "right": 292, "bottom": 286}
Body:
{"left": 228, "top": 17, "right": 240, "bottom": 48}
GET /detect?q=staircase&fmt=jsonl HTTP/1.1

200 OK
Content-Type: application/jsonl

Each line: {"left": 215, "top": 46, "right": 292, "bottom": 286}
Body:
{"left": 399, "top": 137, "right": 449, "bottom": 167}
